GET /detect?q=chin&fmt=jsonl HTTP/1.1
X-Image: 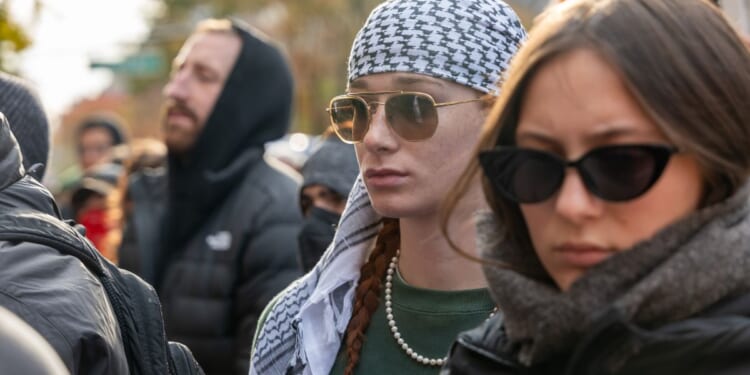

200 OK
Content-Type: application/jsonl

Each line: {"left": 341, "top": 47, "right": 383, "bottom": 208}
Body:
{"left": 164, "top": 136, "right": 194, "bottom": 155}
{"left": 368, "top": 195, "right": 429, "bottom": 219}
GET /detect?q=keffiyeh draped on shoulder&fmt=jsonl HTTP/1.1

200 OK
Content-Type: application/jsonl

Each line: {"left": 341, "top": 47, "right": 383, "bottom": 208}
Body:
{"left": 250, "top": 176, "right": 381, "bottom": 375}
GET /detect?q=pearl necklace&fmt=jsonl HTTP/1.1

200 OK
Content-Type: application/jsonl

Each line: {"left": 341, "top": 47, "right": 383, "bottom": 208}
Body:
{"left": 384, "top": 250, "right": 496, "bottom": 367}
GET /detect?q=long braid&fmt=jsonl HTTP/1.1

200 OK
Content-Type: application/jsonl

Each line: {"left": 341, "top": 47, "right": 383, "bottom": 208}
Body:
{"left": 343, "top": 218, "right": 400, "bottom": 375}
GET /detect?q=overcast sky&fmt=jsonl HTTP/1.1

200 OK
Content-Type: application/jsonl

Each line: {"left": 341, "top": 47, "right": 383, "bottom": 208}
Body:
{"left": 9, "top": 0, "right": 159, "bottom": 126}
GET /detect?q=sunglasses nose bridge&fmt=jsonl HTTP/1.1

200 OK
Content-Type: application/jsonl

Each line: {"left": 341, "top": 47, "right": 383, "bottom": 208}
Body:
{"left": 561, "top": 157, "right": 598, "bottom": 198}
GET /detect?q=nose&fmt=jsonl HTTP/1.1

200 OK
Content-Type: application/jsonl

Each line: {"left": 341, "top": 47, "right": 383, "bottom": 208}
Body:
{"left": 553, "top": 168, "right": 603, "bottom": 224}
{"left": 361, "top": 101, "right": 398, "bottom": 153}
{"left": 163, "top": 69, "right": 189, "bottom": 101}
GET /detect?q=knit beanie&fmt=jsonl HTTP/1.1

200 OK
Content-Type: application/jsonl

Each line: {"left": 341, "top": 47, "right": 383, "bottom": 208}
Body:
{"left": 0, "top": 72, "right": 50, "bottom": 178}
{"left": 301, "top": 137, "right": 359, "bottom": 198}
{"left": 77, "top": 114, "right": 127, "bottom": 147}
{"left": 348, "top": 0, "right": 527, "bottom": 95}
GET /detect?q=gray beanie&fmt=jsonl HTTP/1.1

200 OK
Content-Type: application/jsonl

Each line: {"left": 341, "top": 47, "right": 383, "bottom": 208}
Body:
{"left": 301, "top": 138, "right": 359, "bottom": 198}
{"left": 0, "top": 72, "right": 50, "bottom": 179}
{"left": 348, "top": 0, "right": 527, "bottom": 95}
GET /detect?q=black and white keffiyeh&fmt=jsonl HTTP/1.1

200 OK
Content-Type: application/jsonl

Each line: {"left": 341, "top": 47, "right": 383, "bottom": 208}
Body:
{"left": 348, "top": 0, "right": 526, "bottom": 95}
{"left": 250, "top": 1, "right": 526, "bottom": 374}
{"left": 251, "top": 176, "right": 381, "bottom": 375}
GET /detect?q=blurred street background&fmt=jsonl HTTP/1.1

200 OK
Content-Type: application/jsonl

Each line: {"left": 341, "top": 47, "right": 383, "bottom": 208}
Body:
{"left": 1, "top": 0, "right": 747, "bottom": 193}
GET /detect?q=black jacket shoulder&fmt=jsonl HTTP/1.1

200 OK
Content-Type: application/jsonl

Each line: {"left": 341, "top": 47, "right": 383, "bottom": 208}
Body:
{"left": 443, "top": 294, "right": 750, "bottom": 375}
{"left": 0, "top": 232, "right": 128, "bottom": 374}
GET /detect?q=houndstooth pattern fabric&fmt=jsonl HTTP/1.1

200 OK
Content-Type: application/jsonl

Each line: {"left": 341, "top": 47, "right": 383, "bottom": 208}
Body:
{"left": 250, "top": 176, "right": 382, "bottom": 375}
{"left": 348, "top": 0, "right": 526, "bottom": 95}
{"left": 251, "top": 2, "right": 526, "bottom": 374}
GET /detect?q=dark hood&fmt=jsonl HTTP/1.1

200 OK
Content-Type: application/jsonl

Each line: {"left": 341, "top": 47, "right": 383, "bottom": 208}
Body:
{"left": 165, "top": 20, "right": 294, "bottom": 250}
{"left": 0, "top": 113, "right": 59, "bottom": 216}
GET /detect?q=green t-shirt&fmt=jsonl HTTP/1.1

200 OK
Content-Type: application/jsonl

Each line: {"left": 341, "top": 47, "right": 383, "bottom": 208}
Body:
{"left": 329, "top": 271, "right": 495, "bottom": 375}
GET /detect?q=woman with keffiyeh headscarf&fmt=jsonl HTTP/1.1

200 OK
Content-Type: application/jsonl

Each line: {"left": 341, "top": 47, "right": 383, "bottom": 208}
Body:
{"left": 250, "top": 1, "right": 526, "bottom": 374}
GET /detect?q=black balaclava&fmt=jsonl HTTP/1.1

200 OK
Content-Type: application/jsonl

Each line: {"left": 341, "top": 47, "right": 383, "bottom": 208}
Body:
{"left": 164, "top": 20, "right": 294, "bottom": 252}
{"left": 297, "top": 207, "right": 340, "bottom": 272}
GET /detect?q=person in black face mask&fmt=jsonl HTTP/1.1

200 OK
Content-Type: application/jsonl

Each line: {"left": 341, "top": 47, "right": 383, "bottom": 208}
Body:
{"left": 298, "top": 136, "right": 359, "bottom": 272}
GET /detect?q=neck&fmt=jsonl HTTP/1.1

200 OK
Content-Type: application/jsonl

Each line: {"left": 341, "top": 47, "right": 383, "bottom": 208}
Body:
{"left": 397, "top": 185, "right": 487, "bottom": 291}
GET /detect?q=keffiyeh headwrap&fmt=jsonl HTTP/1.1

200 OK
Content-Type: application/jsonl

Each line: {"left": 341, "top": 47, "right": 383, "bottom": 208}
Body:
{"left": 250, "top": 1, "right": 525, "bottom": 374}
{"left": 348, "top": 0, "right": 526, "bottom": 94}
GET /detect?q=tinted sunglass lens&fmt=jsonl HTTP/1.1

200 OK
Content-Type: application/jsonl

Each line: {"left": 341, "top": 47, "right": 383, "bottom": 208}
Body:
{"left": 386, "top": 94, "right": 438, "bottom": 140}
{"left": 330, "top": 98, "right": 369, "bottom": 142}
{"left": 480, "top": 149, "right": 564, "bottom": 204}
{"left": 581, "top": 146, "right": 673, "bottom": 201}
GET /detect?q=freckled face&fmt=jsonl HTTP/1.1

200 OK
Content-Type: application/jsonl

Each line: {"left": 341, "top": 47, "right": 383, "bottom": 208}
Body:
{"left": 351, "top": 73, "right": 488, "bottom": 219}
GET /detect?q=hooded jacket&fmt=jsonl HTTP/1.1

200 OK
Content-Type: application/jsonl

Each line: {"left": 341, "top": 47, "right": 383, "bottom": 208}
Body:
{"left": 0, "top": 114, "right": 129, "bottom": 374}
{"left": 442, "top": 185, "right": 750, "bottom": 375}
{"left": 297, "top": 138, "right": 359, "bottom": 271}
{"left": 125, "top": 22, "right": 303, "bottom": 375}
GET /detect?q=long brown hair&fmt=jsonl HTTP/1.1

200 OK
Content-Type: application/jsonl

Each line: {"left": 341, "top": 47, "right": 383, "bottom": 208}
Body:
{"left": 444, "top": 0, "right": 750, "bottom": 261}
{"left": 342, "top": 218, "right": 399, "bottom": 375}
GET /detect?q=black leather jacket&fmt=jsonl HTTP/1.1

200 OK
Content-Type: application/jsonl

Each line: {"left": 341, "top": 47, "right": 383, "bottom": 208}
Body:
{"left": 443, "top": 294, "right": 750, "bottom": 375}
{"left": 0, "top": 114, "right": 128, "bottom": 375}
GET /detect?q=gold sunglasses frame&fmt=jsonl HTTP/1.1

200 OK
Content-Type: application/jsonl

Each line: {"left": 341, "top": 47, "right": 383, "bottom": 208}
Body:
{"left": 325, "top": 91, "right": 486, "bottom": 144}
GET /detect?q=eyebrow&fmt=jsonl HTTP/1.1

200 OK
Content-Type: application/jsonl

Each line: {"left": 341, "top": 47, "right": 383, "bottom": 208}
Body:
{"left": 516, "top": 123, "right": 663, "bottom": 147}
{"left": 515, "top": 130, "right": 558, "bottom": 147}
{"left": 349, "top": 80, "right": 369, "bottom": 90}
{"left": 393, "top": 76, "right": 445, "bottom": 89}
{"left": 348, "top": 75, "right": 446, "bottom": 91}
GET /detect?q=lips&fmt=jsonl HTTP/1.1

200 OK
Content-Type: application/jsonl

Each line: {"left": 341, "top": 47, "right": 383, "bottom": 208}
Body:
{"left": 164, "top": 100, "right": 197, "bottom": 125}
{"left": 553, "top": 243, "right": 613, "bottom": 268}
{"left": 364, "top": 168, "right": 408, "bottom": 188}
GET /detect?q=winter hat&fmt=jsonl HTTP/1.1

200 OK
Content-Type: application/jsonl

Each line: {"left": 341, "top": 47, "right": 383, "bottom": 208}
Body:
{"left": 0, "top": 72, "right": 50, "bottom": 178}
{"left": 76, "top": 114, "right": 127, "bottom": 147}
{"left": 301, "top": 137, "right": 359, "bottom": 198}
{"left": 348, "top": 0, "right": 527, "bottom": 95}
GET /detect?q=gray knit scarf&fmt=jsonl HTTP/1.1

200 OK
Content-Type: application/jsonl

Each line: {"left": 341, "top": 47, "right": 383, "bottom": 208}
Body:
{"left": 479, "top": 183, "right": 750, "bottom": 369}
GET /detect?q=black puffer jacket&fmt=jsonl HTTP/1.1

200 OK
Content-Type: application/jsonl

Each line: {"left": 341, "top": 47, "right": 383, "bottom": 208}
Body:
{"left": 120, "top": 21, "right": 302, "bottom": 375}
{"left": 158, "top": 148, "right": 302, "bottom": 375}
{"left": 0, "top": 114, "right": 128, "bottom": 374}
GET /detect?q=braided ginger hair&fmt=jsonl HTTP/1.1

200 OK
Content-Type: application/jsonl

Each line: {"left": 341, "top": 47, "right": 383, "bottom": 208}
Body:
{"left": 343, "top": 218, "right": 400, "bottom": 375}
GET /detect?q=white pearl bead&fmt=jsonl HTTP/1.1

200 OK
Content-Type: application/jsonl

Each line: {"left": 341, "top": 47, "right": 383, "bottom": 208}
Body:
{"left": 384, "top": 249, "right": 479, "bottom": 367}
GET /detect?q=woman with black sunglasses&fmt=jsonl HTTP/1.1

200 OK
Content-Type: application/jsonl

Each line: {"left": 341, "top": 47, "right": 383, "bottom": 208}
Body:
{"left": 442, "top": 0, "right": 750, "bottom": 374}
{"left": 250, "top": 1, "right": 526, "bottom": 374}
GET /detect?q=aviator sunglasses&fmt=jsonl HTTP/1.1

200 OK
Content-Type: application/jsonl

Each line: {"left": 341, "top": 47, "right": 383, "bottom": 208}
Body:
{"left": 479, "top": 144, "right": 679, "bottom": 204}
{"left": 326, "top": 91, "right": 485, "bottom": 143}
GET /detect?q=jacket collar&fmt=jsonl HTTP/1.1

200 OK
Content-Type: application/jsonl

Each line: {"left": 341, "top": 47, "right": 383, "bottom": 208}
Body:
{"left": 0, "top": 113, "right": 25, "bottom": 192}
